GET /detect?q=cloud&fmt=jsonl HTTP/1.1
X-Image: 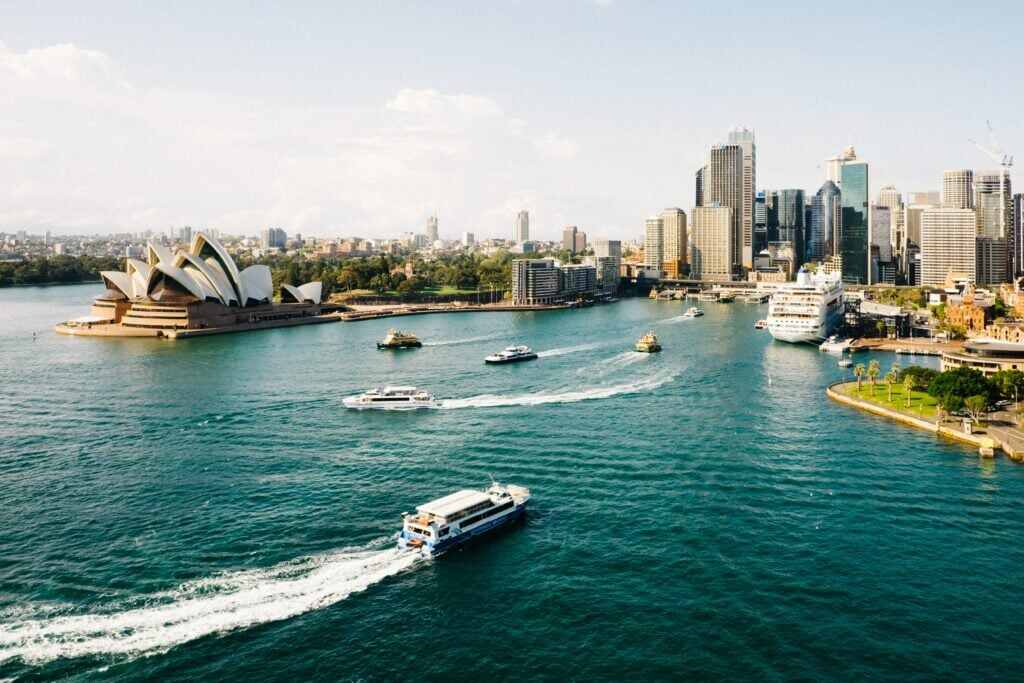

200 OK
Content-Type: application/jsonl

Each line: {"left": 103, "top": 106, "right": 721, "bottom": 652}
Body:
{"left": 0, "top": 42, "right": 584, "bottom": 239}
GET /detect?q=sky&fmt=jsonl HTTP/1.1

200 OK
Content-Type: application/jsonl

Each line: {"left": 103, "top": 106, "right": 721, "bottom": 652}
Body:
{"left": 2, "top": 1, "right": 1022, "bottom": 241}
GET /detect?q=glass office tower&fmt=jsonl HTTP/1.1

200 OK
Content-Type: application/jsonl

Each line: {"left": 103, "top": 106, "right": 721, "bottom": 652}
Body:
{"left": 840, "top": 161, "right": 869, "bottom": 284}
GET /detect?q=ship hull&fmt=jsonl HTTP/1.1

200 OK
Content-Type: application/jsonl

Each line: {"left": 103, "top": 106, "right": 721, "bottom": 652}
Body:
{"left": 484, "top": 354, "right": 538, "bottom": 364}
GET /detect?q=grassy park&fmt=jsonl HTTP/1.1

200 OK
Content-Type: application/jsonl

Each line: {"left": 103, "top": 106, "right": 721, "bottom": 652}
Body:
{"left": 835, "top": 378, "right": 939, "bottom": 420}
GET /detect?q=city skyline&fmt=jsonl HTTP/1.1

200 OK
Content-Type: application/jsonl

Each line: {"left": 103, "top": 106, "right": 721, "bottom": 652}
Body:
{"left": 2, "top": 2, "right": 1023, "bottom": 239}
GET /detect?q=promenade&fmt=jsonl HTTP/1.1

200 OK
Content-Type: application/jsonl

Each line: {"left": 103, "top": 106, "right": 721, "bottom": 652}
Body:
{"left": 827, "top": 380, "right": 1024, "bottom": 461}
{"left": 338, "top": 301, "right": 574, "bottom": 321}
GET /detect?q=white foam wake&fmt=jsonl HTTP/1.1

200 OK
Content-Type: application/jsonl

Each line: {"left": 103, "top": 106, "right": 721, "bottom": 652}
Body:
{"left": 536, "top": 342, "right": 604, "bottom": 358}
{"left": 423, "top": 333, "right": 503, "bottom": 347}
{"left": 656, "top": 314, "right": 694, "bottom": 325}
{"left": 0, "top": 541, "right": 420, "bottom": 666}
{"left": 439, "top": 373, "right": 675, "bottom": 409}
{"left": 580, "top": 351, "right": 649, "bottom": 376}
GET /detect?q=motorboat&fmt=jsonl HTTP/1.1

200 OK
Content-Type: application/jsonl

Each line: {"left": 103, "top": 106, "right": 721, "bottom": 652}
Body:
{"left": 485, "top": 345, "right": 538, "bottom": 364}
{"left": 342, "top": 386, "right": 439, "bottom": 410}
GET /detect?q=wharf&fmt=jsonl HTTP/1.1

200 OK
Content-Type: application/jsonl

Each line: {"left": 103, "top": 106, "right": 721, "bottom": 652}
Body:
{"left": 339, "top": 302, "right": 573, "bottom": 321}
{"left": 826, "top": 381, "right": 1024, "bottom": 461}
{"left": 851, "top": 338, "right": 964, "bottom": 355}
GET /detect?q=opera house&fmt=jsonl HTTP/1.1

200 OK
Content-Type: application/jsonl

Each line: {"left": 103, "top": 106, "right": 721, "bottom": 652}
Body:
{"left": 56, "top": 232, "right": 336, "bottom": 338}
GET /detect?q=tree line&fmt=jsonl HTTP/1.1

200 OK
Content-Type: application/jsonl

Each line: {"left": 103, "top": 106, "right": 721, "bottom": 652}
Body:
{"left": 0, "top": 255, "right": 123, "bottom": 287}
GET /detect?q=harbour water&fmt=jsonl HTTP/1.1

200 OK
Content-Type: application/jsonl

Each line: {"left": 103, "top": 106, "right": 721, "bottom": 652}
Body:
{"left": 2, "top": 284, "right": 1023, "bottom": 680}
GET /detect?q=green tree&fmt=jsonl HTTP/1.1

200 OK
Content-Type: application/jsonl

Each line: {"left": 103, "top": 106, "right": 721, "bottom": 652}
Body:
{"left": 854, "top": 363, "right": 866, "bottom": 392}
{"left": 897, "top": 365, "right": 938, "bottom": 390}
{"left": 989, "top": 370, "right": 1024, "bottom": 403}
{"left": 867, "top": 359, "right": 881, "bottom": 392}
{"left": 875, "top": 320, "right": 887, "bottom": 338}
{"left": 936, "top": 393, "right": 964, "bottom": 424}
{"left": 964, "top": 395, "right": 988, "bottom": 425}
{"left": 903, "top": 374, "right": 917, "bottom": 409}
{"left": 886, "top": 367, "right": 900, "bottom": 402}
{"left": 928, "top": 367, "right": 994, "bottom": 403}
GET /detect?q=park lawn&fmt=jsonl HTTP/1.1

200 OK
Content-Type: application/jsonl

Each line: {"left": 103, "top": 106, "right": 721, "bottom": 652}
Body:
{"left": 838, "top": 381, "right": 939, "bottom": 419}
{"left": 425, "top": 286, "right": 484, "bottom": 296}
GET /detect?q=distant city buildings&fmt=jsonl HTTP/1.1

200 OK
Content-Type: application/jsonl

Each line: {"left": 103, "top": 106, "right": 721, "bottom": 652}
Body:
{"left": 511, "top": 258, "right": 598, "bottom": 305}
{"left": 704, "top": 143, "right": 744, "bottom": 273}
{"left": 659, "top": 207, "right": 687, "bottom": 279}
{"left": 727, "top": 127, "right": 756, "bottom": 268}
{"left": 942, "top": 169, "right": 974, "bottom": 209}
{"left": 514, "top": 210, "right": 530, "bottom": 243}
{"left": 562, "top": 225, "right": 578, "bottom": 252}
{"left": 426, "top": 215, "right": 439, "bottom": 243}
{"left": 809, "top": 181, "right": 840, "bottom": 261}
{"left": 261, "top": 227, "right": 287, "bottom": 249}
{"left": 461, "top": 231, "right": 475, "bottom": 248}
{"left": 643, "top": 216, "right": 664, "bottom": 271}
{"left": 838, "top": 150, "right": 870, "bottom": 284}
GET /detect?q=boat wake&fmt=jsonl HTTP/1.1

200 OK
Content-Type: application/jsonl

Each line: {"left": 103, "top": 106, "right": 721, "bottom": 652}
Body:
{"left": 424, "top": 333, "right": 503, "bottom": 347}
{"left": 656, "top": 314, "right": 694, "bottom": 325}
{"left": 580, "top": 350, "right": 649, "bottom": 376}
{"left": 439, "top": 373, "right": 675, "bottom": 409}
{"left": 0, "top": 540, "right": 420, "bottom": 666}
{"left": 536, "top": 342, "right": 604, "bottom": 358}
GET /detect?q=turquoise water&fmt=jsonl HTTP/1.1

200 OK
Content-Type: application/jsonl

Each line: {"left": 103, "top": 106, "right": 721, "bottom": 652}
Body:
{"left": 1, "top": 285, "right": 1023, "bottom": 681}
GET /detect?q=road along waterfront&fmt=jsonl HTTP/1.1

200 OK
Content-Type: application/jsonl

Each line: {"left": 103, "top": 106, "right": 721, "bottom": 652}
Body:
{"left": 3, "top": 284, "right": 1024, "bottom": 680}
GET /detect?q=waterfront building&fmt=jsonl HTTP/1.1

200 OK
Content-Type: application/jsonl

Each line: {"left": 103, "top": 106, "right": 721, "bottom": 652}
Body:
{"left": 562, "top": 226, "right": 578, "bottom": 253}
{"left": 840, "top": 156, "right": 870, "bottom": 284}
{"left": 810, "top": 181, "right": 841, "bottom": 261}
{"left": 644, "top": 216, "right": 664, "bottom": 271}
{"left": 560, "top": 264, "right": 598, "bottom": 299}
{"left": 941, "top": 339, "right": 1024, "bottom": 376}
{"left": 942, "top": 170, "right": 974, "bottom": 209}
{"left": 727, "top": 128, "right": 756, "bottom": 268}
{"left": 660, "top": 207, "right": 687, "bottom": 277}
{"left": 919, "top": 208, "right": 977, "bottom": 286}
{"left": 586, "top": 256, "right": 621, "bottom": 294}
{"left": 512, "top": 259, "right": 561, "bottom": 305}
{"left": 704, "top": 144, "right": 744, "bottom": 270}
{"left": 514, "top": 210, "right": 530, "bottom": 243}
{"left": 58, "top": 233, "right": 324, "bottom": 338}
{"left": 690, "top": 205, "right": 733, "bottom": 282}
{"left": 261, "top": 227, "right": 287, "bottom": 249}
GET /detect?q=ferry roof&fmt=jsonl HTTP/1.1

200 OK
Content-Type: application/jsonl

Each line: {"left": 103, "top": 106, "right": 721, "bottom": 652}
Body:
{"left": 417, "top": 489, "right": 491, "bottom": 518}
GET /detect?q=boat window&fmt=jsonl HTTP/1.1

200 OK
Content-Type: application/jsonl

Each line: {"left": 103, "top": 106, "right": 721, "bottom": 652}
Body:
{"left": 438, "top": 527, "right": 449, "bottom": 537}
{"left": 460, "top": 500, "right": 514, "bottom": 527}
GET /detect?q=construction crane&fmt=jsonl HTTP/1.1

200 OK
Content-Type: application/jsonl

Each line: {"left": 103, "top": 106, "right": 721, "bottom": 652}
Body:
{"left": 969, "top": 121, "right": 1014, "bottom": 241}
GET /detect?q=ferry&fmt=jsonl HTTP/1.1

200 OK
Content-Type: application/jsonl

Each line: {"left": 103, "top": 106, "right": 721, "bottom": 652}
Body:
{"left": 754, "top": 319, "right": 768, "bottom": 330}
{"left": 717, "top": 292, "right": 736, "bottom": 303}
{"left": 398, "top": 482, "right": 531, "bottom": 557}
{"left": 485, "top": 345, "right": 538, "bottom": 364}
{"left": 342, "top": 386, "right": 439, "bottom": 410}
{"left": 635, "top": 331, "right": 662, "bottom": 353}
{"left": 377, "top": 329, "right": 422, "bottom": 349}
{"left": 838, "top": 357, "right": 853, "bottom": 368}
{"left": 766, "top": 269, "right": 844, "bottom": 344}
{"left": 683, "top": 307, "right": 704, "bottom": 318}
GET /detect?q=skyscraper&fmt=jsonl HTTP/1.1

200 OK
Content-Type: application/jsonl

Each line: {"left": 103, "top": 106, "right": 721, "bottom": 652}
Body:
{"left": 690, "top": 206, "right": 733, "bottom": 281}
{"left": 727, "top": 128, "right": 756, "bottom": 268}
{"left": 574, "top": 231, "right": 587, "bottom": 253}
{"left": 562, "top": 226, "right": 579, "bottom": 253}
{"left": 809, "top": 181, "right": 841, "bottom": 261}
{"left": 840, "top": 157, "right": 870, "bottom": 284}
{"left": 704, "top": 144, "right": 743, "bottom": 271}
{"left": 942, "top": 170, "right": 974, "bottom": 209}
{"left": 878, "top": 186, "right": 905, "bottom": 269}
{"left": 754, "top": 191, "right": 768, "bottom": 254}
{"left": 514, "top": 210, "right": 529, "bottom": 243}
{"left": 462, "top": 231, "right": 475, "bottom": 247}
{"left": 643, "top": 217, "right": 664, "bottom": 271}
{"left": 1015, "top": 193, "right": 1024, "bottom": 277}
{"left": 920, "top": 208, "right": 977, "bottom": 285}
{"left": 426, "top": 214, "right": 439, "bottom": 243}
{"left": 825, "top": 146, "right": 857, "bottom": 184}
{"left": 660, "top": 208, "right": 688, "bottom": 274}
{"left": 975, "top": 171, "right": 1012, "bottom": 282}
{"left": 777, "top": 189, "right": 806, "bottom": 263}
{"left": 260, "top": 227, "right": 287, "bottom": 249}
{"left": 695, "top": 167, "right": 705, "bottom": 207}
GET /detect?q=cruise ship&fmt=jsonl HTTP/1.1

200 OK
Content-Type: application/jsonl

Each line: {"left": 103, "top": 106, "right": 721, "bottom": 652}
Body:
{"left": 398, "top": 482, "right": 531, "bottom": 557}
{"left": 766, "top": 269, "right": 844, "bottom": 343}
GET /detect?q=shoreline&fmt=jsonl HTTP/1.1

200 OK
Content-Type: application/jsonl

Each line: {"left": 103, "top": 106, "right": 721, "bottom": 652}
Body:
{"left": 338, "top": 301, "right": 583, "bottom": 321}
{"left": 826, "top": 380, "right": 1023, "bottom": 461}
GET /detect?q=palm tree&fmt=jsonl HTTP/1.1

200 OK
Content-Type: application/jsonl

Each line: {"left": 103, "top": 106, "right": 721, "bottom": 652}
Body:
{"left": 903, "top": 374, "right": 916, "bottom": 409}
{"left": 854, "top": 363, "right": 866, "bottom": 393}
{"left": 886, "top": 368, "right": 899, "bottom": 402}
{"left": 867, "top": 360, "right": 881, "bottom": 395}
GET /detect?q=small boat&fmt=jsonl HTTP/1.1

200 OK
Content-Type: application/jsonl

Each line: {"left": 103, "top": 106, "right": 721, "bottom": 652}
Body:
{"left": 398, "top": 482, "right": 531, "bottom": 558}
{"left": 838, "top": 358, "right": 853, "bottom": 368}
{"left": 682, "top": 307, "right": 704, "bottom": 319}
{"left": 717, "top": 292, "right": 736, "bottom": 303}
{"left": 485, "top": 345, "right": 538, "bottom": 364}
{"left": 697, "top": 291, "right": 718, "bottom": 302}
{"left": 343, "top": 386, "right": 439, "bottom": 410}
{"left": 377, "top": 329, "right": 422, "bottom": 349}
{"left": 754, "top": 319, "right": 768, "bottom": 330}
{"left": 634, "top": 331, "right": 662, "bottom": 353}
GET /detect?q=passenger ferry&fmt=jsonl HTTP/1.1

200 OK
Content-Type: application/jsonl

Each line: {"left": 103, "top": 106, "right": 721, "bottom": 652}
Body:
{"left": 342, "top": 386, "right": 439, "bottom": 410}
{"left": 377, "top": 329, "right": 422, "bottom": 349}
{"left": 683, "top": 307, "right": 704, "bottom": 318}
{"left": 754, "top": 319, "right": 768, "bottom": 330}
{"left": 635, "top": 331, "right": 662, "bottom": 353}
{"left": 398, "top": 482, "right": 531, "bottom": 557}
{"left": 485, "top": 345, "right": 538, "bottom": 364}
{"left": 766, "top": 269, "right": 844, "bottom": 344}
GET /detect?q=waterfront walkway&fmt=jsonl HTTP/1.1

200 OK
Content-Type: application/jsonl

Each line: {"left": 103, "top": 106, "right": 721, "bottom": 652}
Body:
{"left": 339, "top": 301, "right": 574, "bottom": 321}
{"left": 827, "top": 380, "right": 1024, "bottom": 462}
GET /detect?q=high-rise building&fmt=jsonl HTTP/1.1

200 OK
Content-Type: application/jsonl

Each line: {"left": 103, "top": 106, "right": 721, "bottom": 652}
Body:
{"left": 574, "top": 231, "right": 587, "bottom": 253}
{"left": 839, "top": 157, "right": 870, "bottom": 284}
{"left": 777, "top": 189, "right": 805, "bottom": 263}
{"left": 764, "top": 190, "right": 780, "bottom": 242}
{"left": 695, "top": 167, "right": 705, "bottom": 207}
{"left": 1015, "top": 193, "right": 1024, "bottom": 277}
{"left": 727, "top": 128, "right": 756, "bottom": 268}
{"left": 908, "top": 191, "right": 941, "bottom": 206}
{"left": 825, "top": 146, "right": 857, "bottom": 185}
{"left": 690, "top": 205, "right": 733, "bottom": 281}
{"left": 871, "top": 205, "right": 893, "bottom": 272}
{"left": 878, "top": 186, "right": 905, "bottom": 268}
{"left": 562, "top": 225, "right": 579, "bottom": 252}
{"left": 426, "top": 215, "right": 439, "bottom": 243}
{"left": 590, "top": 239, "right": 622, "bottom": 293}
{"left": 593, "top": 239, "right": 622, "bottom": 259}
{"left": 705, "top": 144, "right": 744, "bottom": 270}
{"left": 920, "top": 208, "right": 977, "bottom": 286}
{"left": 754, "top": 191, "right": 768, "bottom": 254}
{"left": 975, "top": 172, "right": 1012, "bottom": 239}
{"left": 462, "top": 231, "right": 475, "bottom": 247}
{"left": 514, "top": 210, "right": 530, "bottom": 243}
{"left": 977, "top": 237, "right": 1008, "bottom": 286}
{"left": 261, "top": 227, "right": 287, "bottom": 249}
{"left": 643, "top": 217, "right": 664, "bottom": 270}
{"left": 660, "top": 208, "right": 688, "bottom": 274}
{"left": 809, "top": 181, "right": 841, "bottom": 261}
{"left": 942, "top": 170, "right": 974, "bottom": 209}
